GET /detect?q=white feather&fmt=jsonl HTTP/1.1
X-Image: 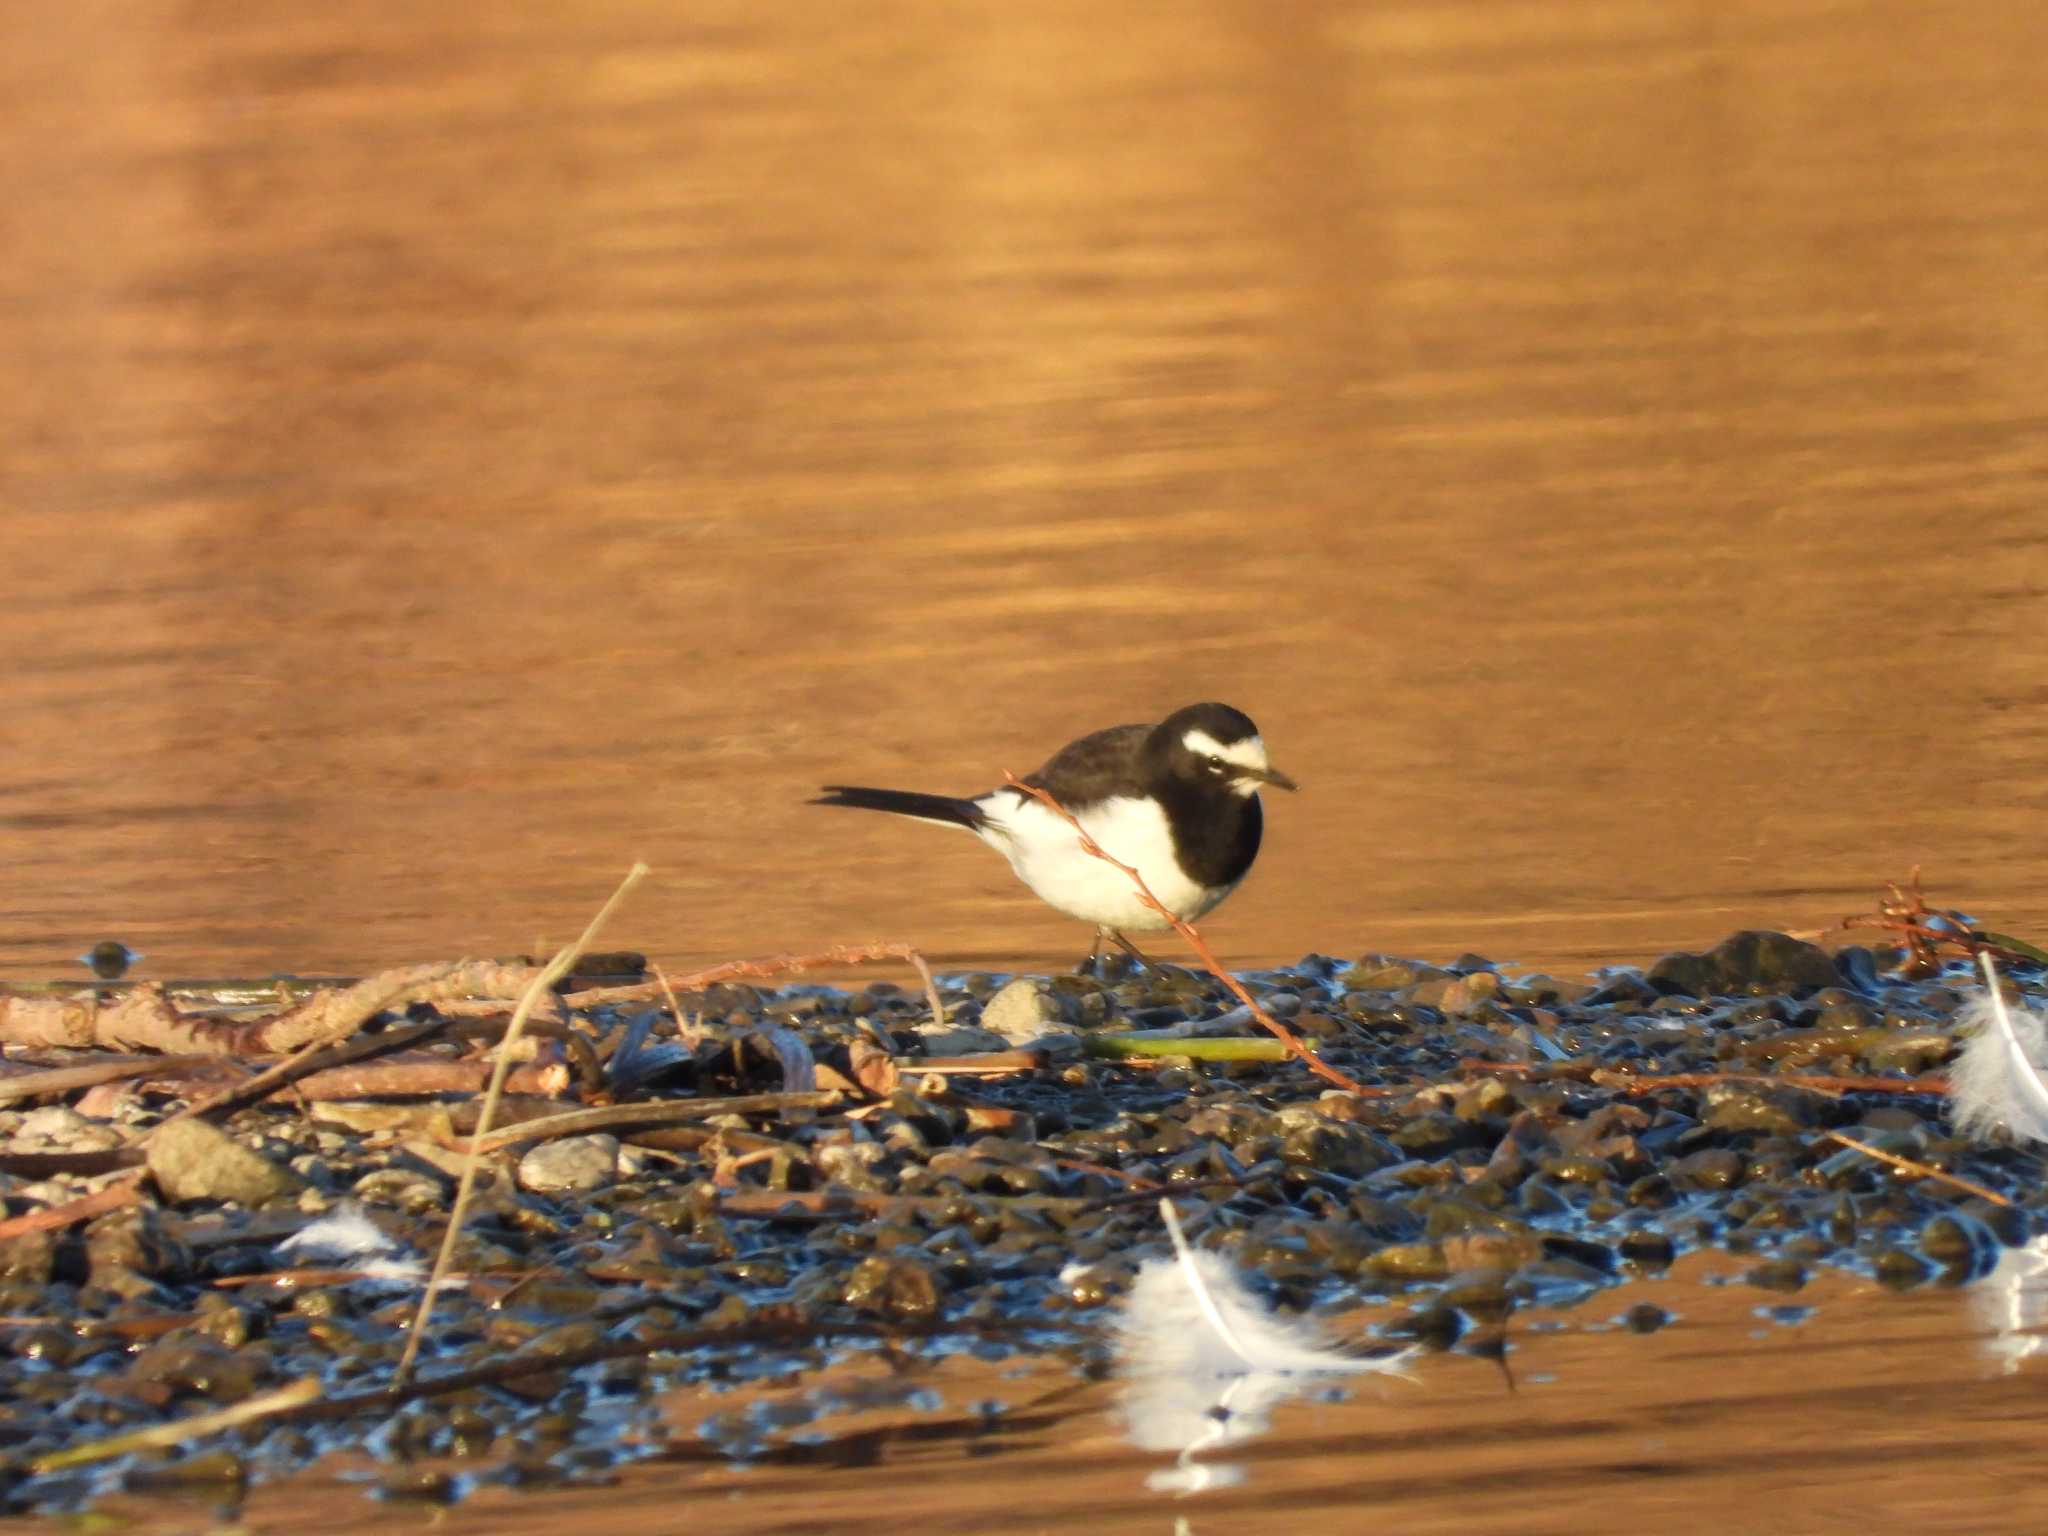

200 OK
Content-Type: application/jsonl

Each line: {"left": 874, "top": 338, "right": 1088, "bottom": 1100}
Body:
{"left": 279, "top": 1203, "right": 425, "bottom": 1283}
{"left": 281, "top": 1204, "right": 396, "bottom": 1262}
{"left": 1115, "top": 1198, "right": 1411, "bottom": 1483}
{"left": 1949, "top": 953, "right": 2048, "bottom": 1145}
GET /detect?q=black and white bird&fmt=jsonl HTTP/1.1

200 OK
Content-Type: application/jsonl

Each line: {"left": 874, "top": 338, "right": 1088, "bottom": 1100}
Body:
{"left": 812, "top": 702, "right": 1295, "bottom": 964}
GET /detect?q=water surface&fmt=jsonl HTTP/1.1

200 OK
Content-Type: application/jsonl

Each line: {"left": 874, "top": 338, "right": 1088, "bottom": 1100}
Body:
{"left": 3, "top": 3, "right": 2046, "bottom": 984}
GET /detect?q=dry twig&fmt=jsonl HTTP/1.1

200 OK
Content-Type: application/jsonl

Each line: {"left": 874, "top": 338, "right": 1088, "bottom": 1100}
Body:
{"left": 394, "top": 863, "right": 647, "bottom": 1387}
{"left": 1820, "top": 1129, "right": 2012, "bottom": 1207}
{"left": 0, "top": 1171, "right": 145, "bottom": 1241}
{"left": 1840, "top": 868, "right": 2048, "bottom": 976}
{"left": 1458, "top": 1059, "right": 1947, "bottom": 1097}
{"left": 454, "top": 1090, "right": 843, "bottom": 1155}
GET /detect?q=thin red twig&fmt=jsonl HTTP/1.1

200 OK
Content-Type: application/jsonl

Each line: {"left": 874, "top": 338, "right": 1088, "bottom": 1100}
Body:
{"left": 1458, "top": 1059, "right": 1948, "bottom": 1097}
{"left": 1000, "top": 772, "right": 1385, "bottom": 1097}
{"left": 0, "top": 1170, "right": 144, "bottom": 1240}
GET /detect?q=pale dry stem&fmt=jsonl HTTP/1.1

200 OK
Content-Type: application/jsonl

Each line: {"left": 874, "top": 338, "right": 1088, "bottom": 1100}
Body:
{"left": 394, "top": 863, "right": 648, "bottom": 1387}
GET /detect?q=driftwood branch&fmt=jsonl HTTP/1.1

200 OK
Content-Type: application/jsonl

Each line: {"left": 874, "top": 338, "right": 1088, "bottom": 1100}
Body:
{"left": 457, "top": 1091, "right": 844, "bottom": 1154}
{"left": 0, "top": 960, "right": 558, "bottom": 1056}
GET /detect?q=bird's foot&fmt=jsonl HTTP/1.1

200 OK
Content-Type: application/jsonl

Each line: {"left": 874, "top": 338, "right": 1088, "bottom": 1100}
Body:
{"left": 1074, "top": 929, "right": 1159, "bottom": 980}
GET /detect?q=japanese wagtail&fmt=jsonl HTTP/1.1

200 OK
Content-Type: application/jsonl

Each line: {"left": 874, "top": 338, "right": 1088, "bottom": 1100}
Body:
{"left": 812, "top": 702, "right": 1295, "bottom": 964}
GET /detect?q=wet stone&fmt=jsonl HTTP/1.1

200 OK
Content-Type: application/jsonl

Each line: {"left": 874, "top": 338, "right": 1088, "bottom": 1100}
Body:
{"left": 1871, "top": 1246, "right": 1930, "bottom": 1290}
{"left": 1648, "top": 930, "right": 1845, "bottom": 998}
{"left": 517, "top": 1135, "right": 621, "bottom": 1196}
{"left": 148, "top": 1118, "right": 308, "bottom": 1207}
{"left": 1390, "top": 1111, "right": 1481, "bottom": 1158}
{"left": 1743, "top": 1259, "right": 1809, "bottom": 1293}
{"left": 13, "top": 1106, "right": 123, "bottom": 1152}
{"left": 1365, "top": 1242, "right": 1450, "bottom": 1282}
{"left": 843, "top": 1255, "right": 940, "bottom": 1321}
{"left": 1670, "top": 1148, "right": 1746, "bottom": 1191}
{"left": 0, "top": 1226, "right": 56, "bottom": 1285}
{"left": 1619, "top": 1231, "right": 1676, "bottom": 1269}
{"left": 1621, "top": 1302, "right": 1672, "bottom": 1333}
{"left": 1701, "top": 1084, "right": 1818, "bottom": 1137}
{"left": 85, "top": 1203, "right": 191, "bottom": 1297}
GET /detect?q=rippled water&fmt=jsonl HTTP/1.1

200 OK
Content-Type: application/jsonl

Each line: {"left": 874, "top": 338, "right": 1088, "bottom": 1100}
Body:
{"left": 4, "top": 2, "right": 2046, "bottom": 982}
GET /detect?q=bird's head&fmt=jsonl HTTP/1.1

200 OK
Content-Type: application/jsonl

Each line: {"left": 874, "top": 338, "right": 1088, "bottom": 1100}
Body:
{"left": 1152, "top": 702, "right": 1298, "bottom": 797}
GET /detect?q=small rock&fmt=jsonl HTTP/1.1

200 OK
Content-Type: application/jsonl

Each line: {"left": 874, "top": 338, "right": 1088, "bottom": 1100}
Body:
{"left": 1365, "top": 1242, "right": 1450, "bottom": 1281}
{"left": 148, "top": 1119, "right": 307, "bottom": 1207}
{"left": 517, "top": 1135, "right": 620, "bottom": 1195}
{"left": 843, "top": 1255, "right": 939, "bottom": 1320}
{"left": 1865, "top": 1032, "right": 1951, "bottom": 1075}
{"left": 1340, "top": 958, "right": 1444, "bottom": 992}
{"left": 1700, "top": 1084, "right": 1817, "bottom": 1137}
{"left": 1279, "top": 1120, "right": 1397, "bottom": 1178}
{"left": 0, "top": 1227, "right": 55, "bottom": 1285}
{"left": 1439, "top": 1232, "right": 1543, "bottom": 1271}
{"left": 86, "top": 1203, "right": 191, "bottom": 1296}
{"left": 352, "top": 1167, "right": 448, "bottom": 1213}
{"left": 1619, "top": 1231, "right": 1676, "bottom": 1268}
{"left": 13, "top": 1106, "right": 121, "bottom": 1152}
{"left": 1670, "top": 1147, "right": 1745, "bottom": 1191}
{"left": 1583, "top": 972, "right": 1659, "bottom": 1007}
{"left": 914, "top": 1024, "right": 1013, "bottom": 1055}
{"left": 978, "top": 978, "right": 1071, "bottom": 1041}
{"left": 1648, "top": 931, "right": 1844, "bottom": 998}
{"left": 1743, "top": 1258, "right": 1808, "bottom": 1293}
{"left": 1871, "top": 1246, "right": 1929, "bottom": 1290}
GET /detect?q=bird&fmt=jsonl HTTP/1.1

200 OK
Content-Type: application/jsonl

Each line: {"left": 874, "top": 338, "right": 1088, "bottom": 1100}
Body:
{"left": 812, "top": 702, "right": 1295, "bottom": 967}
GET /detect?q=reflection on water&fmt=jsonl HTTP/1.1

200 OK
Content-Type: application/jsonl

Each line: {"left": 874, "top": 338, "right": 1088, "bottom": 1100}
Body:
{"left": 1112, "top": 1200, "right": 1410, "bottom": 1493}
{"left": 1972, "top": 1236, "right": 2048, "bottom": 1375}
{"left": 3, "top": 3, "right": 2048, "bottom": 981}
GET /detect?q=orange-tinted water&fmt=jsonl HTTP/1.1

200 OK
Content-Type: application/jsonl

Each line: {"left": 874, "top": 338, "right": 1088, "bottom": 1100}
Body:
{"left": 4, "top": 1, "right": 2047, "bottom": 983}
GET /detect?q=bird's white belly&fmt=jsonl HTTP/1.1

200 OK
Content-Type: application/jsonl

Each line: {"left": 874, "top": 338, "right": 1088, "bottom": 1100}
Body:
{"left": 975, "top": 794, "right": 1228, "bottom": 931}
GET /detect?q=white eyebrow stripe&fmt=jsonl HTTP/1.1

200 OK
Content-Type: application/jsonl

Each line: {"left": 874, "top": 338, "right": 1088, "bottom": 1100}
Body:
{"left": 1182, "top": 728, "right": 1269, "bottom": 772}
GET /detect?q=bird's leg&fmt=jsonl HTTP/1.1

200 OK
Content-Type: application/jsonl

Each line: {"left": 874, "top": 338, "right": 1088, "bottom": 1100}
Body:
{"left": 1075, "top": 925, "right": 1110, "bottom": 976}
{"left": 1107, "top": 929, "right": 1161, "bottom": 971}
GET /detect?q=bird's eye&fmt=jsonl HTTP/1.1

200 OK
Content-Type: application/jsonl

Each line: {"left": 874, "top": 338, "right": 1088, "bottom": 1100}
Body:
{"left": 1206, "top": 756, "right": 1228, "bottom": 774}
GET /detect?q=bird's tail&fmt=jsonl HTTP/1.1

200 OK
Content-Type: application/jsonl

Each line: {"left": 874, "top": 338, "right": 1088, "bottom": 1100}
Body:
{"left": 812, "top": 785, "right": 988, "bottom": 831}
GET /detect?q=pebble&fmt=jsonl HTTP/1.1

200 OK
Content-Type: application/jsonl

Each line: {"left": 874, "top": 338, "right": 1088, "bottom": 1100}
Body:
{"left": 148, "top": 1118, "right": 308, "bottom": 1207}
{"left": 914, "top": 1024, "right": 1014, "bottom": 1055}
{"left": 3, "top": 934, "right": 2043, "bottom": 1520}
{"left": 517, "top": 1135, "right": 620, "bottom": 1195}
{"left": 13, "top": 1105, "right": 122, "bottom": 1151}
{"left": 979, "top": 977, "right": 1071, "bottom": 1041}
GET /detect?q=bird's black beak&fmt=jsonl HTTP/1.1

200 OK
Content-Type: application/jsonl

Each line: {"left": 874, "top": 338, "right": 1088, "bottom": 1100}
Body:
{"left": 1245, "top": 765, "right": 1298, "bottom": 792}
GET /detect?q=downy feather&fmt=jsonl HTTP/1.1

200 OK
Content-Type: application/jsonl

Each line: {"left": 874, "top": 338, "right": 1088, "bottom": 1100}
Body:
{"left": 279, "top": 1203, "right": 425, "bottom": 1283}
{"left": 1949, "top": 953, "right": 2048, "bottom": 1145}
{"left": 1115, "top": 1198, "right": 1409, "bottom": 1479}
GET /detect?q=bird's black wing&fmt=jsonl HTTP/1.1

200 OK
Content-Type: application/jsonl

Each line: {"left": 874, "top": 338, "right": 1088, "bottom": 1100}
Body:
{"left": 1021, "top": 722, "right": 1149, "bottom": 806}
